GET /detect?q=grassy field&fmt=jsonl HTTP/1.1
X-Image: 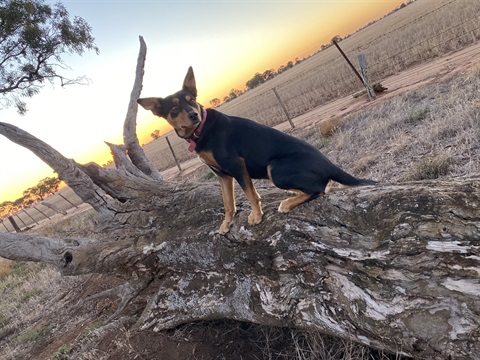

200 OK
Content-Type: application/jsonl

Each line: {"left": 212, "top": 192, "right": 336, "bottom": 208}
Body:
{"left": 217, "top": 0, "right": 480, "bottom": 124}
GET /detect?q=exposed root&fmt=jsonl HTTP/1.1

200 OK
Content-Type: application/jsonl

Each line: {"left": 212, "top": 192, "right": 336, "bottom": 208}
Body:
{"left": 85, "top": 277, "right": 152, "bottom": 322}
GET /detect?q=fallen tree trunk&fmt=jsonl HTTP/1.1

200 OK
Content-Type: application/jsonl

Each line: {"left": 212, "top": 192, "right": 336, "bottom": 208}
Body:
{"left": 0, "top": 37, "right": 479, "bottom": 359}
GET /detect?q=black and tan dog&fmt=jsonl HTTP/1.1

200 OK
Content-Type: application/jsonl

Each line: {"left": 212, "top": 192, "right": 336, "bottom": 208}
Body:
{"left": 138, "top": 67, "right": 376, "bottom": 234}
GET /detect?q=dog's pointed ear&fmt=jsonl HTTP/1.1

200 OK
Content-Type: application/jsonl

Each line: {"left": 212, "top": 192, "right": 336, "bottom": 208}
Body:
{"left": 137, "top": 97, "right": 164, "bottom": 117}
{"left": 183, "top": 66, "right": 197, "bottom": 98}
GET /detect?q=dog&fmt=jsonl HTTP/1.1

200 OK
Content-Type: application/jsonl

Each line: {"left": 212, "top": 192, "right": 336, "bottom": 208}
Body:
{"left": 138, "top": 67, "right": 376, "bottom": 234}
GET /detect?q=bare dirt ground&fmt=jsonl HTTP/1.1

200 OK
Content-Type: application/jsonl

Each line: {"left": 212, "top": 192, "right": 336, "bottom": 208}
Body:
{"left": 3, "top": 42, "right": 479, "bottom": 360}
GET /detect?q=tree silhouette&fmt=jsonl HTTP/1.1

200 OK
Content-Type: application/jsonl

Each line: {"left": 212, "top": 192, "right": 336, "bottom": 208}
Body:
{"left": 209, "top": 98, "right": 221, "bottom": 107}
{"left": 150, "top": 129, "right": 161, "bottom": 140}
{"left": 331, "top": 35, "right": 342, "bottom": 44}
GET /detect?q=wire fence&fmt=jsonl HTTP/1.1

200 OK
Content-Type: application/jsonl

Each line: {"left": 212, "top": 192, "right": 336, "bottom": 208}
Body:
{"left": 2, "top": 0, "right": 479, "bottom": 232}
{"left": 217, "top": 0, "right": 480, "bottom": 125}
{"left": 1, "top": 187, "right": 86, "bottom": 232}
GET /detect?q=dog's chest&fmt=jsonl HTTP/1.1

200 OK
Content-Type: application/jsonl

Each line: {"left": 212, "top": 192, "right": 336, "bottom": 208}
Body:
{"left": 197, "top": 150, "right": 222, "bottom": 173}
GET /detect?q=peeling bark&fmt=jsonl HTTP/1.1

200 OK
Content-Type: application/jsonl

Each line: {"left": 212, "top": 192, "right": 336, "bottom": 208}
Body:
{"left": 0, "top": 37, "right": 479, "bottom": 359}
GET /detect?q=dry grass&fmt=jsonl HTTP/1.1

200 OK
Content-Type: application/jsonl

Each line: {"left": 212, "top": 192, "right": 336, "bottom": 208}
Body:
{"left": 217, "top": 0, "right": 480, "bottom": 125}
{"left": 320, "top": 64, "right": 480, "bottom": 183}
{"left": 168, "top": 320, "right": 405, "bottom": 360}
{"left": 0, "top": 258, "right": 15, "bottom": 278}
{"left": 0, "top": 209, "right": 100, "bottom": 359}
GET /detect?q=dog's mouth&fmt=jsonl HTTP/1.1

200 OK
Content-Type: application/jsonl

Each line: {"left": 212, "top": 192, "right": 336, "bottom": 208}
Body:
{"left": 181, "top": 120, "right": 200, "bottom": 131}
{"left": 176, "top": 120, "right": 201, "bottom": 139}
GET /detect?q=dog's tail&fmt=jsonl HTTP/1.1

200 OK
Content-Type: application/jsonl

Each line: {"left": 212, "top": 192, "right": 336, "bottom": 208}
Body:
{"left": 330, "top": 166, "right": 377, "bottom": 187}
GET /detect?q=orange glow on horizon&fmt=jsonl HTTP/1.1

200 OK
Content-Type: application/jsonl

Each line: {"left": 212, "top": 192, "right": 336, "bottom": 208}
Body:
{"left": 199, "top": 1, "right": 401, "bottom": 105}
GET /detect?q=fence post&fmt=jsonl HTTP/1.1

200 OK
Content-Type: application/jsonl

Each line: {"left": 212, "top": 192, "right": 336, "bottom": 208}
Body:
{"left": 165, "top": 136, "right": 182, "bottom": 171}
{"left": 14, "top": 213, "right": 27, "bottom": 228}
{"left": 7, "top": 215, "right": 21, "bottom": 232}
{"left": 58, "top": 193, "right": 79, "bottom": 209}
{"left": 41, "top": 202, "right": 67, "bottom": 215}
{"left": 23, "top": 209, "right": 39, "bottom": 225}
{"left": 272, "top": 88, "right": 295, "bottom": 129}
{"left": 33, "top": 206, "right": 51, "bottom": 220}
{"left": 1, "top": 220, "right": 9, "bottom": 232}
{"left": 332, "top": 39, "right": 365, "bottom": 86}
{"left": 358, "top": 54, "right": 376, "bottom": 100}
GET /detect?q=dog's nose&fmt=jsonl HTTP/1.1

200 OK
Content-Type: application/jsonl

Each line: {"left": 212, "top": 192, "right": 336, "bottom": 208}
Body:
{"left": 188, "top": 111, "right": 199, "bottom": 122}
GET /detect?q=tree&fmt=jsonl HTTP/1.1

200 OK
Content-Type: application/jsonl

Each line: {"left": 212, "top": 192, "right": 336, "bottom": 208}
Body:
{"left": 0, "top": 38, "right": 479, "bottom": 359}
{"left": 246, "top": 72, "right": 264, "bottom": 90}
{"left": 150, "top": 129, "right": 160, "bottom": 140}
{"left": 0, "top": 0, "right": 99, "bottom": 114}
{"left": 228, "top": 88, "right": 241, "bottom": 99}
{"left": 209, "top": 98, "right": 220, "bottom": 107}
{"left": 331, "top": 35, "right": 342, "bottom": 44}
{"left": 31, "top": 176, "right": 61, "bottom": 200}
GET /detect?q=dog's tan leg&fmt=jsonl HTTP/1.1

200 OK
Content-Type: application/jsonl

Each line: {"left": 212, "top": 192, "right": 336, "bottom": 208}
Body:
{"left": 278, "top": 190, "right": 312, "bottom": 213}
{"left": 239, "top": 160, "right": 263, "bottom": 225}
{"left": 217, "top": 175, "right": 236, "bottom": 234}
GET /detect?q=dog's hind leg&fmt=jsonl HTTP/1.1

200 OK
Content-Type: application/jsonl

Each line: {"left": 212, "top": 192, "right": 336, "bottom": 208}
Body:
{"left": 267, "top": 163, "right": 325, "bottom": 213}
{"left": 278, "top": 191, "right": 320, "bottom": 213}
{"left": 217, "top": 175, "right": 236, "bottom": 234}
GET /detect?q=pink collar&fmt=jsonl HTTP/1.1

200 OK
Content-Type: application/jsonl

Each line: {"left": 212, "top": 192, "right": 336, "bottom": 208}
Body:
{"left": 187, "top": 108, "right": 207, "bottom": 152}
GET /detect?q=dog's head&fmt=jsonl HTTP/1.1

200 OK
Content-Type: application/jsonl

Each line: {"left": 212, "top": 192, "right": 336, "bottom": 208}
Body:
{"left": 137, "top": 67, "right": 202, "bottom": 139}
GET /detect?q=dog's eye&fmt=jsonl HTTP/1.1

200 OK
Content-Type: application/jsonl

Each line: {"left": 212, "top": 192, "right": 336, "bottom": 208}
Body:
{"left": 190, "top": 99, "right": 196, "bottom": 105}
{"left": 170, "top": 106, "right": 179, "bottom": 114}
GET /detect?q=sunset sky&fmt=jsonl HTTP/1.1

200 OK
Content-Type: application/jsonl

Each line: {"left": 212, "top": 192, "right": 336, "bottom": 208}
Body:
{"left": 0, "top": 0, "right": 402, "bottom": 203}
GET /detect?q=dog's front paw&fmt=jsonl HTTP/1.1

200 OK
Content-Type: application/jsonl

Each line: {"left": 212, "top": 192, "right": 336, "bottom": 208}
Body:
{"left": 248, "top": 211, "right": 263, "bottom": 225}
{"left": 219, "top": 220, "right": 231, "bottom": 235}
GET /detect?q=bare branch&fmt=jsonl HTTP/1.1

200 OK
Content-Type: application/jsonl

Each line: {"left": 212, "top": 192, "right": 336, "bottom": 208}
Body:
{"left": 123, "top": 36, "right": 163, "bottom": 181}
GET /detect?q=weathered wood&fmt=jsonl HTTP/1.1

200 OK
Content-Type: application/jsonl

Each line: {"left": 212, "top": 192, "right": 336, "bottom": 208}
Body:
{"left": 272, "top": 87, "right": 295, "bottom": 128}
{"left": 358, "top": 54, "right": 376, "bottom": 100}
{"left": 1, "top": 176, "right": 479, "bottom": 359}
{"left": 106, "top": 142, "right": 152, "bottom": 180}
{"left": 123, "top": 36, "right": 163, "bottom": 181}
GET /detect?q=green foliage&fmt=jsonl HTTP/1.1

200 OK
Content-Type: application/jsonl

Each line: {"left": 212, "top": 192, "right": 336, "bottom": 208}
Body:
{"left": 0, "top": 0, "right": 99, "bottom": 114}
{"left": 316, "top": 137, "right": 331, "bottom": 149}
{"left": 51, "top": 344, "right": 72, "bottom": 360}
{"left": 16, "top": 325, "right": 51, "bottom": 344}
{"left": 245, "top": 69, "right": 278, "bottom": 91}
